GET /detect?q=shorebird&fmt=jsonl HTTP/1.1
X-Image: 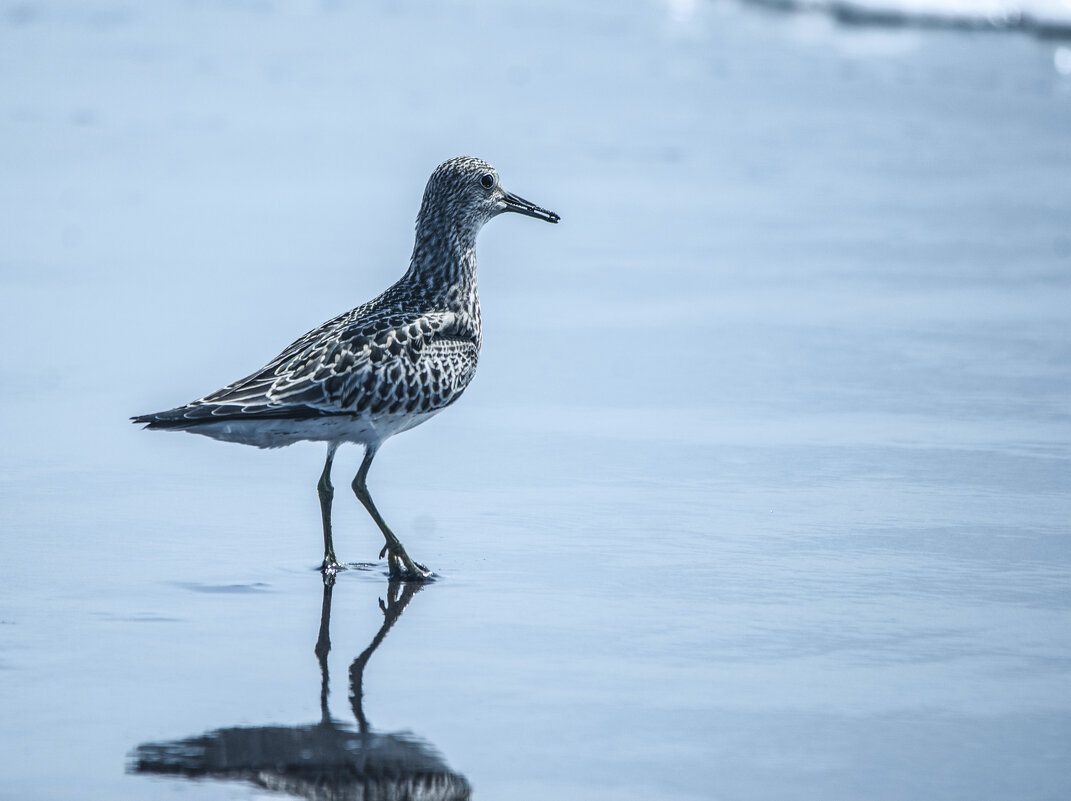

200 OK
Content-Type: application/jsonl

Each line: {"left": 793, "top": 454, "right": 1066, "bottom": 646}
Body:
{"left": 133, "top": 157, "right": 559, "bottom": 579}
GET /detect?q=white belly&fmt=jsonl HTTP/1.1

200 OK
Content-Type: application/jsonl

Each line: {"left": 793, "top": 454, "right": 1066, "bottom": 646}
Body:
{"left": 183, "top": 409, "right": 442, "bottom": 450}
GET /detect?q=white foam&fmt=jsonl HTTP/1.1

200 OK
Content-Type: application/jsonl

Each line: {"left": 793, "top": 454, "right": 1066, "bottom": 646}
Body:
{"left": 766, "top": 0, "right": 1071, "bottom": 32}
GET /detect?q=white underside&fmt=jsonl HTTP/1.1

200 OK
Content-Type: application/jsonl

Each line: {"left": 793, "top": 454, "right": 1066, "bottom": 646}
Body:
{"left": 182, "top": 409, "right": 443, "bottom": 450}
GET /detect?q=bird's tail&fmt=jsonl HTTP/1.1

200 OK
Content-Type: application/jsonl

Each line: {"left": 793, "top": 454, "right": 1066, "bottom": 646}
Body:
{"left": 131, "top": 408, "right": 202, "bottom": 430}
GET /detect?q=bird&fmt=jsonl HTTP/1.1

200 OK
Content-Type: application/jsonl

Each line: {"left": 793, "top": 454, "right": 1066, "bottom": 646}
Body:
{"left": 133, "top": 157, "right": 559, "bottom": 579}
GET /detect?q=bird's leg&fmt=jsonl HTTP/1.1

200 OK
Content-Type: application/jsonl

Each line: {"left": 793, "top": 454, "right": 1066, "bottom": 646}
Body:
{"left": 351, "top": 445, "right": 430, "bottom": 580}
{"left": 318, "top": 443, "right": 344, "bottom": 573}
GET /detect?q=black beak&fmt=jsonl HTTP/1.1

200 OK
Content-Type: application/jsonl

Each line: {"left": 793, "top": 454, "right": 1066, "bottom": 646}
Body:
{"left": 502, "top": 190, "right": 560, "bottom": 224}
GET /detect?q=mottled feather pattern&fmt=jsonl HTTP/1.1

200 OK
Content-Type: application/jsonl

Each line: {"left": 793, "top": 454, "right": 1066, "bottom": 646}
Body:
{"left": 132, "top": 156, "right": 559, "bottom": 443}
{"left": 134, "top": 159, "right": 505, "bottom": 432}
{"left": 138, "top": 284, "right": 478, "bottom": 426}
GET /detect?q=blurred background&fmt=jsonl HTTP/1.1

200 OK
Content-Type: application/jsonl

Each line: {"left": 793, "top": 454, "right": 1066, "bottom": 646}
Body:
{"left": 1, "top": 1, "right": 1069, "bottom": 799}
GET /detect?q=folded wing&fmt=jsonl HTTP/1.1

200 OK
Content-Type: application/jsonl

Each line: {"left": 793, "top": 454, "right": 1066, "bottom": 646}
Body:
{"left": 133, "top": 306, "right": 478, "bottom": 429}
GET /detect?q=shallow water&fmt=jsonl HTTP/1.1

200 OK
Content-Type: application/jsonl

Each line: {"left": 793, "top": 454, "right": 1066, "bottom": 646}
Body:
{"left": 2, "top": 1, "right": 1070, "bottom": 799}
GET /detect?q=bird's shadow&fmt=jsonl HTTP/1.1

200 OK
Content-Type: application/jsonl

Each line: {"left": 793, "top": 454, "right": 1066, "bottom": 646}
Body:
{"left": 128, "top": 575, "right": 470, "bottom": 800}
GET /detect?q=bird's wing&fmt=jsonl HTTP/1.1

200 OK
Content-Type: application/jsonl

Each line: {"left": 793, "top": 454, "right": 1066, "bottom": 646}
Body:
{"left": 135, "top": 307, "right": 478, "bottom": 426}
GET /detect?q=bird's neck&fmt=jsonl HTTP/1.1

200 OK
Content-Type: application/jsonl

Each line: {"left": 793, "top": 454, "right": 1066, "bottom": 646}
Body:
{"left": 406, "top": 216, "right": 481, "bottom": 307}
{"left": 405, "top": 217, "right": 483, "bottom": 348}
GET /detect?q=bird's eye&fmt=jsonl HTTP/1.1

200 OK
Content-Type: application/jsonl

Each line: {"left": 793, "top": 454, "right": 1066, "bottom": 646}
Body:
{"left": 480, "top": 173, "right": 496, "bottom": 190}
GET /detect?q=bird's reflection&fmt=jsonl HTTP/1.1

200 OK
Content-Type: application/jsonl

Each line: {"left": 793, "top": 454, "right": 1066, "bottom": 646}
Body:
{"left": 130, "top": 577, "right": 471, "bottom": 800}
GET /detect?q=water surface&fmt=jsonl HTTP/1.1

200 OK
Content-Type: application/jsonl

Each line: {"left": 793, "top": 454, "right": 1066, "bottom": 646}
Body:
{"left": 1, "top": 2, "right": 1069, "bottom": 799}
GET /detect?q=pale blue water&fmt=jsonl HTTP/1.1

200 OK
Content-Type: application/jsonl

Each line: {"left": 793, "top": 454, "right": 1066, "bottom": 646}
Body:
{"left": 1, "top": 2, "right": 1070, "bottom": 800}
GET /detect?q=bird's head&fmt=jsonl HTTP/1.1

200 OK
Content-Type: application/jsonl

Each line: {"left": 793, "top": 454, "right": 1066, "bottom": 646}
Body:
{"left": 417, "top": 157, "right": 560, "bottom": 242}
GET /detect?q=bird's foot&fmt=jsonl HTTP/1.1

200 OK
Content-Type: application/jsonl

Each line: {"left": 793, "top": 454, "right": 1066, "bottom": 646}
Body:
{"left": 383, "top": 548, "right": 432, "bottom": 582}
{"left": 320, "top": 556, "right": 346, "bottom": 575}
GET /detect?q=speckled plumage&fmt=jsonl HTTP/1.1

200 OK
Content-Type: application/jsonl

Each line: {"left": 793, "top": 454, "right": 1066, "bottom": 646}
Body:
{"left": 133, "top": 156, "right": 559, "bottom": 577}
